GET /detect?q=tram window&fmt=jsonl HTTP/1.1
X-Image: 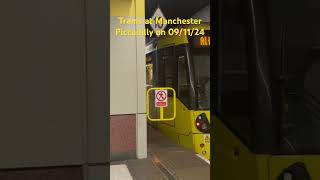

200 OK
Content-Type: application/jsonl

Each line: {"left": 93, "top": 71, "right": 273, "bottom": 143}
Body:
{"left": 163, "top": 47, "right": 177, "bottom": 96}
{"left": 146, "top": 65, "right": 153, "bottom": 87}
{"left": 154, "top": 50, "right": 165, "bottom": 87}
{"left": 279, "top": 58, "right": 320, "bottom": 154}
{"left": 163, "top": 56, "right": 173, "bottom": 87}
{"left": 193, "top": 50, "right": 210, "bottom": 110}
{"left": 178, "top": 55, "right": 190, "bottom": 107}
{"left": 278, "top": 41, "right": 320, "bottom": 154}
{"left": 146, "top": 55, "right": 153, "bottom": 87}
{"left": 219, "top": 0, "right": 253, "bottom": 147}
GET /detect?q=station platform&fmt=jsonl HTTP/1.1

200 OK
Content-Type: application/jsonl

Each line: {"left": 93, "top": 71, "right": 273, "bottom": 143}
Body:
{"left": 111, "top": 126, "right": 210, "bottom": 180}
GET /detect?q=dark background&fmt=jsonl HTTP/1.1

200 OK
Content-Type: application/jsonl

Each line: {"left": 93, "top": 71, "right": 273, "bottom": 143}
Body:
{"left": 0, "top": 0, "right": 109, "bottom": 179}
{"left": 145, "top": 0, "right": 209, "bottom": 19}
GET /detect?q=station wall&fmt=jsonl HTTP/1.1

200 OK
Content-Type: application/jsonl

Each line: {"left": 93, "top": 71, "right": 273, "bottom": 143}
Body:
{"left": 110, "top": 0, "right": 147, "bottom": 160}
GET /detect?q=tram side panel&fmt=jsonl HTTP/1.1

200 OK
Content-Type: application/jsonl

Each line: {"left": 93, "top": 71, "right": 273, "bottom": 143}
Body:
{"left": 146, "top": 38, "right": 211, "bottom": 160}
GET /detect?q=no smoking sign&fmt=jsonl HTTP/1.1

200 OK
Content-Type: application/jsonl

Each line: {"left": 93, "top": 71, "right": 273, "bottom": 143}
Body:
{"left": 155, "top": 90, "right": 168, "bottom": 107}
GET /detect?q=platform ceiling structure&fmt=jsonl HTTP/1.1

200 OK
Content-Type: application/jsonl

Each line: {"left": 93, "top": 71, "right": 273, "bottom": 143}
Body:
{"left": 145, "top": 0, "right": 210, "bottom": 41}
{"left": 145, "top": 0, "right": 209, "bottom": 19}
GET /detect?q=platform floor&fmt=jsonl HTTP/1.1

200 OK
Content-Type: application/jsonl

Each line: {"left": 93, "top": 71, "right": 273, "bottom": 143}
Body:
{"left": 111, "top": 126, "right": 210, "bottom": 180}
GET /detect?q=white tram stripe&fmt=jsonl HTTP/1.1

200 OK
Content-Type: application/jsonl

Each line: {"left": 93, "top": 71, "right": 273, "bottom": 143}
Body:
{"left": 196, "top": 154, "right": 210, "bottom": 165}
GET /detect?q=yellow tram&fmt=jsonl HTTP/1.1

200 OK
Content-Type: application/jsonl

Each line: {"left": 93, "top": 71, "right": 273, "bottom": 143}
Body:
{"left": 145, "top": 23, "right": 211, "bottom": 160}
{"left": 213, "top": 0, "right": 320, "bottom": 179}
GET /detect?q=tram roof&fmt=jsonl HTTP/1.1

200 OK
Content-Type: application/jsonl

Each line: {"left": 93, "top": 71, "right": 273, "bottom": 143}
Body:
{"left": 145, "top": 23, "right": 210, "bottom": 54}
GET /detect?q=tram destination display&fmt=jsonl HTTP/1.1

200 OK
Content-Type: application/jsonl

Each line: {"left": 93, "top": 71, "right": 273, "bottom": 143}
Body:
{"left": 192, "top": 35, "right": 210, "bottom": 48}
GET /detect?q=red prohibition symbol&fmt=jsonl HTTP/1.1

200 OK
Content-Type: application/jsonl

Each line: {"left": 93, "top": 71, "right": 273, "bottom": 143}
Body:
{"left": 156, "top": 90, "right": 167, "bottom": 101}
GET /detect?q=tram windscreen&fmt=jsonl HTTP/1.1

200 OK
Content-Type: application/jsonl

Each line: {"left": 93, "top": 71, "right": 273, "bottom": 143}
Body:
{"left": 192, "top": 50, "right": 210, "bottom": 110}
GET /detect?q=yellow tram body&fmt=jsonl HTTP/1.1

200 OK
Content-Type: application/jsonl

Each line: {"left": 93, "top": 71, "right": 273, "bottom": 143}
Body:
{"left": 146, "top": 23, "right": 211, "bottom": 160}
{"left": 213, "top": 117, "right": 320, "bottom": 180}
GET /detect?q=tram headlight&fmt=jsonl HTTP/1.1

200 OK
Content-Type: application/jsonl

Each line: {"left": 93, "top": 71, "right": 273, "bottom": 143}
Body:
{"left": 195, "top": 113, "right": 210, "bottom": 133}
{"left": 278, "top": 162, "right": 311, "bottom": 180}
{"left": 282, "top": 172, "right": 293, "bottom": 180}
